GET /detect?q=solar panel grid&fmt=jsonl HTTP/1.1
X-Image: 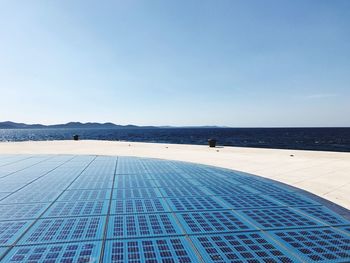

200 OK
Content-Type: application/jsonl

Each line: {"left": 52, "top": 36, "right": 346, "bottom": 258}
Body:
{"left": 191, "top": 232, "right": 296, "bottom": 262}
{"left": 28, "top": 178, "right": 74, "bottom": 191}
{"left": 112, "top": 188, "right": 162, "bottom": 199}
{"left": 78, "top": 174, "right": 115, "bottom": 183}
{"left": 2, "top": 241, "right": 102, "bottom": 262}
{"left": 110, "top": 198, "right": 170, "bottom": 214}
{"left": 1, "top": 172, "right": 54, "bottom": 186}
{"left": 151, "top": 173, "right": 191, "bottom": 181}
{"left": 204, "top": 185, "right": 258, "bottom": 196}
{"left": 114, "top": 177, "right": 155, "bottom": 188}
{"left": 0, "top": 203, "right": 49, "bottom": 221}
{"left": 44, "top": 200, "right": 109, "bottom": 218}
{"left": 142, "top": 161, "right": 181, "bottom": 175}
{"left": 177, "top": 211, "right": 257, "bottom": 234}
{"left": 232, "top": 176, "right": 274, "bottom": 185}
{"left": 0, "top": 221, "right": 33, "bottom": 246}
{"left": 296, "top": 206, "right": 350, "bottom": 226}
{"left": 81, "top": 164, "right": 116, "bottom": 176}
{"left": 194, "top": 177, "right": 239, "bottom": 187}
{"left": 237, "top": 207, "right": 324, "bottom": 230}
{"left": 246, "top": 182, "right": 295, "bottom": 194}
{"left": 0, "top": 155, "right": 350, "bottom": 263}
{"left": 0, "top": 157, "right": 52, "bottom": 178}
{"left": 103, "top": 237, "right": 198, "bottom": 263}
{"left": 173, "top": 164, "right": 211, "bottom": 175}
{"left": 154, "top": 178, "right": 195, "bottom": 188}
{"left": 188, "top": 168, "right": 232, "bottom": 179}
{"left": 58, "top": 189, "right": 112, "bottom": 202}
{"left": 116, "top": 158, "right": 147, "bottom": 174}
{"left": 107, "top": 213, "right": 182, "bottom": 238}
{"left": 0, "top": 191, "right": 61, "bottom": 204}
{"left": 18, "top": 216, "right": 105, "bottom": 245}
{"left": 167, "top": 196, "right": 227, "bottom": 212}
{"left": 270, "top": 227, "right": 350, "bottom": 262}
{"left": 219, "top": 194, "right": 281, "bottom": 210}
{"left": 68, "top": 179, "right": 113, "bottom": 190}
{"left": 267, "top": 192, "right": 319, "bottom": 207}
{"left": 116, "top": 173, "right": 153, "bottom": 180}
{"left": 159, "top": 187, "right": 212, "bottom": 197}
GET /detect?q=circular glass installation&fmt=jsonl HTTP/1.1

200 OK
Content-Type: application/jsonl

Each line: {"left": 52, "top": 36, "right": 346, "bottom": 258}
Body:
{"left": 0, "top": 155, "right": 349, "bottom": 262}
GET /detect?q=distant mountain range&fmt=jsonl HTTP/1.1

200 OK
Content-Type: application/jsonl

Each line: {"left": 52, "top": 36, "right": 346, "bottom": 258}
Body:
{"left": 0, "top": 121, "right": 225, "bottom": 129}
{"left": 0, "top": 121, "right": 156, "bottom": 129}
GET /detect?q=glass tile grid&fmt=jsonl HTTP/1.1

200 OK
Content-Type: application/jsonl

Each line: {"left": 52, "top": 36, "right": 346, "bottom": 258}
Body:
{"left": 2, "top": 241, "right": 102, "bottom": 262}
{"left": 218, "top": 194, "right": 281, "bottom": 210}
{"left": 191, "top": 232, "right": 298, "bottom": 262}
{"left": 115, "top": 158, "right": 147, "bottom": 174}
{"left": 114, "top": 177, "right": 155, "bottom": 188}
{"left": 68, "top": 179, "right": 113, "bottom": 190}
{"left": 112, "top": 188, "right": 162, "bottom": 199}
{"left": 43, "top": 200, "right": 110, "bottom": 218}
{"left": 296, "top": 206, "right": 350, "bottom": 227}
{"left": 177, "top": 210, "right": 258, "bottom": 234}
{"left": 103, "top": 237, "right": 199, "bottom": 263}
{"left": 192, "top": 177, "right": 240, "bottom": 187}
{"left": 0, "top": 157, "right": 53, "bottom": 179}
{"left": 204, "top": 184, "right": 259, "bottom": 196}
{"left": 107, "top": 213, "right": 183, "bottom": 238}
{"left": 236, "top": 207, "right": 325, "bottom": 230}
{"left": 159, "top": 187, "right": 213, "bottom": 197}
{"left": 166, "top": 196, "right": 228, "bottom": 212}
{"left": 270, "top": 227, "right": 350, "bottom": 262}
{"left": 267, "top": 192, "right": 319, "bottom": 207}
{"left": 110, "top": 198, "right": 171, "bottom": 214}
{"left": 153, "top": 177, "right": 197, "bottom": 188}
{"left": 244, "top": 181, "right": 295, "bottom": 194}
{"left": 0, "top": 155, "right": 350, "bottom": 262}
{"left": 18, "top": 216, "right": 106, "bottom": 245}
{"left": 0, "top": 203, "right": 50, "bottom": 221}
{"left": 57, "top": 189, "right": 112, "bottom": 202}
{"left": 0, "top": 221, "right": 33, "bottom": 246}
{"left": 0, "top": 191, "right": 61, "bottom": 204}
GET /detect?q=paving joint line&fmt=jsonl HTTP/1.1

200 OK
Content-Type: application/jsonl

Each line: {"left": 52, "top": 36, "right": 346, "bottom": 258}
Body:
{"left": 98, "top": 156, "right": 118, "bottom": 263}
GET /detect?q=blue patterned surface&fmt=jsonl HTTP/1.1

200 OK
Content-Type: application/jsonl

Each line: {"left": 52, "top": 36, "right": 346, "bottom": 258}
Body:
{"left": 0, "top": 154, "right": 349, "bottom": 262}
{"left": 2, "top": 241, "right": 102, "bottom": 262}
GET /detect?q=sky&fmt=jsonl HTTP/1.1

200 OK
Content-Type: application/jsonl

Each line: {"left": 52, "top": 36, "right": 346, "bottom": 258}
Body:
{"left": 0, "top": 0, "right": 349, "bottom": 127}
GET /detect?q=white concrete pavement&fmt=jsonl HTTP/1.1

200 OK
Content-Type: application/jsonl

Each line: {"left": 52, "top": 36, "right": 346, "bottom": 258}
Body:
{"left": 0, "top": 140, "right": 349, "bottom": 209}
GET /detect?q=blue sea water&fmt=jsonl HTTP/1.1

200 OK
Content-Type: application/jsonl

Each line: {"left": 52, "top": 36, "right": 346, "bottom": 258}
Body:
{"left": 0, "top": 127, "right": 349, "bottom": 152}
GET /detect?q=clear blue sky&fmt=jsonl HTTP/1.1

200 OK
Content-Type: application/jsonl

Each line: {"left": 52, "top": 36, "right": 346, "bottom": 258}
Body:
{"left": 1, "top": 0, "right": 349, "bottom": 127}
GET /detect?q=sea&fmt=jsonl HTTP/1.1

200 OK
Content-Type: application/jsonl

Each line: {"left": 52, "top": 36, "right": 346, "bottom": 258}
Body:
{"left": 0, "top": 127, "right": 349, "bottom": 152}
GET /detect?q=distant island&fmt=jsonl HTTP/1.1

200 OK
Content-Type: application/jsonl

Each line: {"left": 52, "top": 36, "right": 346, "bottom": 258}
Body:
{"left": 0, "top": 121, "right": 156, "bottom": 129}
{"left": 0, "top": 121, "right": 224, "bottom": 129}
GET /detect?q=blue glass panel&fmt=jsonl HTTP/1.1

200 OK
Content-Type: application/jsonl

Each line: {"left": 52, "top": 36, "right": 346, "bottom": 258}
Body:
{"left": 2, "top": 241, "right": 102, "bottom": 262}
{"left": 191, "top": 232, "right": 297, "bottom": 262}
{"left": 0, "top": 221, "right": 33, "bottom": 246}
{"left": 270, "top": 227, "right": 350, "bottom": 262}
{"left": 18, "top": 217, "right": 105, "bottom": 245}
{"left": 107, "top": 213, "right": 182, "bottom": 238}
{"left": 103, "top": 237, "right": 198, "bottom": 263}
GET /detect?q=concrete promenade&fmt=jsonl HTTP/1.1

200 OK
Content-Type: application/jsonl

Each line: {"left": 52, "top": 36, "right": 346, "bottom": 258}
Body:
{"left": 1, "top": 140, "right": 349, "bottom": 209}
